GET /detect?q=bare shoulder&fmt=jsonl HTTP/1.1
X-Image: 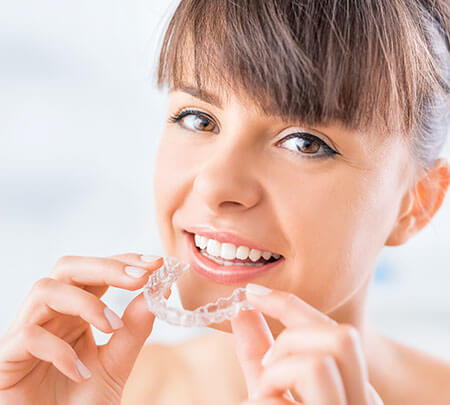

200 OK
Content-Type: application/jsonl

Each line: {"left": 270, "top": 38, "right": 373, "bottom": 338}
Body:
{"left": 372, "top": 334, "right": 450, "bottom": 405}
{"left": 395, "top": 341, "right": 450, "bottom": 400}
{"left": 121, "top": 341, "right": 179, "bottom": 405}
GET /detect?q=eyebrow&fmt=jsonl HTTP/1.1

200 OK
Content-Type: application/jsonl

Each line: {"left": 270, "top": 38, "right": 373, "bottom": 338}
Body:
{"left": 174, "top": 86, "right": 224, "bottom": 109}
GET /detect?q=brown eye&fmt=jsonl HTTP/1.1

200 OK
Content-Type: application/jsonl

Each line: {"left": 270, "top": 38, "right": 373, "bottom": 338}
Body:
{"left": 295, "top": 137, "right": 320, "bottom": 154}
{"left": 277, "top": 132, "right": 337, "bottom": 160}
{"left": 181, "top": 113, "right": 216, "bottom": 132}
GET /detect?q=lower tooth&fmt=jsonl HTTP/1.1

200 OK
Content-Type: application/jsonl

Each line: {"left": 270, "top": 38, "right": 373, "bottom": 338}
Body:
{"left": 200, "top": 250, "right": 264, "bottom": 266}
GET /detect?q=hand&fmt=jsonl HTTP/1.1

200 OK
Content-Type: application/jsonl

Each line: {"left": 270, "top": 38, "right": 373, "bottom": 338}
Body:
{"left": 231, "top": 284, "right": 384, "bottom": 405}
{"left": 0, "top": 253, "right": 166, "bottom": 405}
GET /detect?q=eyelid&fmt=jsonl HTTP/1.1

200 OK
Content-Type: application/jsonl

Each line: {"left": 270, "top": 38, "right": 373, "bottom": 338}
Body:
{"left": 173, "top": 107, "right": 221, "bottom": 132}
{"left": 278, "top": 127, "right": 339, "bottom": 153}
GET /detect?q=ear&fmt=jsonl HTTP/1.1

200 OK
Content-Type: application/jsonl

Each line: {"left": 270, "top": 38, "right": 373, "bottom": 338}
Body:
{"left": 385, "top": 158, "right": 450, "bottom": 246}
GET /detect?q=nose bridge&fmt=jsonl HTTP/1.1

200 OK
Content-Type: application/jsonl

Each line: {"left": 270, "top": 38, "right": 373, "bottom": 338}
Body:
{"left": 192, "top": 132, "right": 262, "bottom": 211}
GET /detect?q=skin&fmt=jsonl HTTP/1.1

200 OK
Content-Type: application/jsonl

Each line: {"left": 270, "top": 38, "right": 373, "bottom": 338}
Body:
{"left": 0, "top": 82, "right": 448, "bottom": 404}
{"left": 155, "top": 85, "right": 449, "bottom": 334}
{"left": 151, "top": 84, "right": 450, "bottom": 403}
{"left": 0, "top": 254, "right": 168, "bottom": 404}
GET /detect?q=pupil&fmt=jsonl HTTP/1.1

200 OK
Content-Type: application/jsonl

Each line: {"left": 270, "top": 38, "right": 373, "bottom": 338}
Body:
{"left": 297, "top": 138, "right": 319, "bottom": 153}
{"left": 196, "top": 116, "right": 210, "bottom": 129}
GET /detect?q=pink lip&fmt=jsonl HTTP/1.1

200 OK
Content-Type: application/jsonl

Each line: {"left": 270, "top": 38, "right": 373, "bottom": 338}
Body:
{"left": 184, "top": 232, "right": 284, "bottom": 284}
{"left": 184, "top": 225, "right": 281, "bottom": 255}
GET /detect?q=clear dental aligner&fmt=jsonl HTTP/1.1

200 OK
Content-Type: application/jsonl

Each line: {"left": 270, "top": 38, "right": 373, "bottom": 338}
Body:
{"left": 143, "top": 256, "right": 256, "bottom": 327}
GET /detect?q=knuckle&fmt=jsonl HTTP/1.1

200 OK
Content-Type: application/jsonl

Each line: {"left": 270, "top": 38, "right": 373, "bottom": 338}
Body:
{"left": 51, "top": 255, "right": 76, "bottom": 276}
{"left": 31, "top": 277, "right": 54, "bottom": 294}
{"left": 281, "top": 293, "right": 300, "bottom": 314}
{"left": 310, "top": 354, "right": 336, "bottom": 377}
{"left": 276, "top": 327, "right": 291, "bottom": 347}
{"left": 335, "top": 324, "right": 359, "bottom": 351}
{"left": 21, "top": 323, "right": 39, "bottom": 342}
{"left": 286, "top": 292, "right": 301, "bottom": 307}
{"left": 55, "top": 255, "right": 75, "bottom": 268}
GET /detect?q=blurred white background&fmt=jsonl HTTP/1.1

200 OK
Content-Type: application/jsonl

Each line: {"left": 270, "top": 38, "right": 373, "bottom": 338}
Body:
{"left": 1, "top": 0, "right": 449, "bottom": 360}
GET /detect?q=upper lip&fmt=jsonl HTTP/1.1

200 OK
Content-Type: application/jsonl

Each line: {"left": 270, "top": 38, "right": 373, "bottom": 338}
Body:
{"left": 184, "top": 224, "right": 282, "bottom": 255}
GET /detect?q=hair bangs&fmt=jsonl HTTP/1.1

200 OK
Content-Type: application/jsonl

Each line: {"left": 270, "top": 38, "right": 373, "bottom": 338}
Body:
{"left": 157, "top": 0, "right": 447, "bottom": 137}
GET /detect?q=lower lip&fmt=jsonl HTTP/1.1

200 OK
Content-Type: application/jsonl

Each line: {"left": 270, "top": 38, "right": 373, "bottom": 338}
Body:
{"left": 185, "top": 232, "right": 284, "bottom": 284}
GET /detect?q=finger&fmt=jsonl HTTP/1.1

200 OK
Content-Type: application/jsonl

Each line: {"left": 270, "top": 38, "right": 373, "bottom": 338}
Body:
{"left": 264, "top": 324, "right": 369, "bottom": 405}
{"left": 231, "top": 309, "right": 296, "bottom": 402}
{"left": 98, "top": 287, "right": 172, "bottom": 385}
{"left": 245, "top": 284, "right": 336, "bottom": 329}
{"left": 48, "top": 254, "right": 163, "bottom": 299}
{"left": 0, "top": 323, "right": 90, "bottom": 385}
{"left": 83, "top": 253, "right": 162, "bottom": 298}
{"left": 15, "top": 277, "right": 124, "bottom": 334}
{"left": 368, "top": 383, "right": 384, "bottom": 405}
{"left": 231, "top": 308, "right": 275, "bottom": 399}
{"left": 257, "top": 353, "right": 347, "bottom": 405}
{"left": 231, "top": 310, "right": 294, "bottom": 400}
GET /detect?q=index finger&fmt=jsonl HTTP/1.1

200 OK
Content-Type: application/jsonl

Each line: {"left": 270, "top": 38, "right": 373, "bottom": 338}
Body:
{"left": 49, "top": 254, "right": 163, "bottom": 298}
{"left": 245, "top": 284, "right": 337, "bottom": 329}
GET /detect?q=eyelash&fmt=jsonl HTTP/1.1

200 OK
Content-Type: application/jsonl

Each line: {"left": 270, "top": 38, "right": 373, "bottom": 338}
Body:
{"left": 167, "top": 109, "right": 339, "bottom": 160}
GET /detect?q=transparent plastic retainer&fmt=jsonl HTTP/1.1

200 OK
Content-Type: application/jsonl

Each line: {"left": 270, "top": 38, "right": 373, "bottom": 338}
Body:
{"left": 143, "top": 256, "right": 256, "bottom": 327}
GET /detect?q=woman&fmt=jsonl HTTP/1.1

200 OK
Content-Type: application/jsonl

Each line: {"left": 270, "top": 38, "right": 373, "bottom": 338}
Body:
{"left": 0, "top": 0, "right": 449, "bottom": 404}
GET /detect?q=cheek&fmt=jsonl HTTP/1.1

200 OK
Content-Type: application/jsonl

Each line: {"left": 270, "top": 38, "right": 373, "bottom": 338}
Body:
{"left": 153, "top": 135, "right": 191, "bottom": 254}
{"left": 270, "top": 161, "right": 403, "bottom": 311}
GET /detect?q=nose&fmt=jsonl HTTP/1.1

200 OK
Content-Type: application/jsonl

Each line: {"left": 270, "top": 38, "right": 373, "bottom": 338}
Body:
{"left": 192, "top": 142, "right": 263, "bottom": 214}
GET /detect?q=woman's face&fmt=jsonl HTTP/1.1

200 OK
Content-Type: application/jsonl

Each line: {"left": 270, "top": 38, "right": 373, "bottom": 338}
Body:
{"left": 153, "top": 84, "right": 413, "bottom": 335}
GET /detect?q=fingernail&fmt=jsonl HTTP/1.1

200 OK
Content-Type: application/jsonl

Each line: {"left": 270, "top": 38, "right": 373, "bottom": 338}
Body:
{"left": 246, "top": 283, "right": 272, "bottom": 296}
{"left": 104, "top": 307, "right": 124, "bottom": 330}
{"left": 140, "top": 254, "right": 162, "bottom": 263}
{"left": 125, "top": 266, "right": 147, "bottom": 278}
{"left": 261, "top": 346, "right": 273, "bottom": 366}
{"left": 75, "top": 359, "right": 92, "bottom": 379}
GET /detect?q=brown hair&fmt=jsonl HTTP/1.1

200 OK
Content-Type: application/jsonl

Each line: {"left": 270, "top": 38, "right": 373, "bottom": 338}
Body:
{"left": 155, "top": 0, "right": 449, "bottom": 176}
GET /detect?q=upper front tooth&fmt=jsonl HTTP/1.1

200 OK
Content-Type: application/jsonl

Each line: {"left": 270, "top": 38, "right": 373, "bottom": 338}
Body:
{"left": 262, "top": 251, "right": 272, "bottom": 260}
{"left": 206, "top": 239, "right": 221, "bottom": 256}
{"left": 221, "top": 243, "right": 237, "bottom": 260}
{"left": 249, "top": 249, "right": 262, "bottom": 262}
{"left": 272, "top": 253, "right": 281, "bottom": 259}
{"left": 236, "top": 245, "right": 250, "bottom": 260}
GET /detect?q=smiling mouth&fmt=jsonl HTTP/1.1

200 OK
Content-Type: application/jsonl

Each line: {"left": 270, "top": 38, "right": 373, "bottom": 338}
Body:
{"left": 195, "top": 245, "right": 281, "bottom": 266}
{"left": 185, "top": 231, "right": 284, "bottom": 283}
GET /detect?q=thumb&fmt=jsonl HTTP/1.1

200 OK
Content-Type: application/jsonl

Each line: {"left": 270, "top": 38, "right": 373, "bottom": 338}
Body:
{"left": 231, "top": 308, "right": 295, "bottom": 402}
{"left": 98, "top": 288, "right": 171, "bottom": 385}
{"left": 231, "top": 308, "right": 274, "bottom": 398}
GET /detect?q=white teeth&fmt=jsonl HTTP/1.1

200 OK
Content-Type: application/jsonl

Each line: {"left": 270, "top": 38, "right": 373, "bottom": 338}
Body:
{"left": 236, "top": 246, "right": 250, "bottom": 260}
{"left": 193, "top": 234, "right": 281, "bottom": 262}
{"left": 199, "top": 236, "right": 208, "bottom": 249}
{"left": 201, "top": 250, "right": 264, "bottom": 266}
{"left": 221, "top": 243, "right": 237, "bottom": 260}
{"left": 206, "top": 239, "right": 221, "bottom": 257}
{"left": 248, "top": 249, "right": 262, "bottom": 262}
